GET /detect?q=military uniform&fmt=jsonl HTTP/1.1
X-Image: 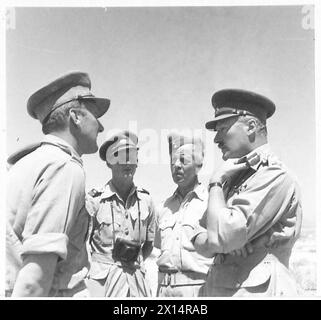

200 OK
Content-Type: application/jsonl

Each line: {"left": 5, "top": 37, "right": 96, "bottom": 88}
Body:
{"left": 6, "top": 71, "right": 110, "bottom": 297}
{"left": 194, "top": 144, "right": 302, "bottom": 296}
{"left": 7, "top": 135, "right": 90, "bottom": 296}
{"left": 156, "top": 183, "right": 213, "bottom": 297}
{"left": 86, "top": 181, "right": 155, "bottom": 297}
{"left": 196, "top": 89, "right": 302, "bottom": 298}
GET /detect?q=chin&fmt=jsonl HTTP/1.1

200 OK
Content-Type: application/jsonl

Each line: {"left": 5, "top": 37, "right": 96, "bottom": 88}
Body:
{"left": 222, "top": 152, "right": 230, "bottom": 161}
{"left": 87, "top": 146, "right": 98, "bottom": 154}
{"left": 222, "top": 150, "right": 238, "bottom": 161}
{"left": 173, "top": 177, "right": 184, "bottom": 185}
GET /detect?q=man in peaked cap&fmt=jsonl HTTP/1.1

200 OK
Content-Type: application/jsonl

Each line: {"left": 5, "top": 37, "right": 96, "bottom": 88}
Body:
{"left": 154, "top": 131, "right": 213, "bottom": 297}
{"left": 6, "top": 71, "right": 110, "bottom": 297}
{"left": 192, "top": 89, "right": 302, "bottom": 296}
{"left": 85, "top": 130, "right": 155, "bottom": 297}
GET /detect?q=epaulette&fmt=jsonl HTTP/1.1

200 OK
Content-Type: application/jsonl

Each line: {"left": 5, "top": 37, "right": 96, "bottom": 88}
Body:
{"left": 137, "top": 188, "right": 150, "bottom": 195}
{"left": 88, "top": 188, "right": 103, "bottom": 198}
{"left": 7, "top": 142, "right": 42, "bottom": 166}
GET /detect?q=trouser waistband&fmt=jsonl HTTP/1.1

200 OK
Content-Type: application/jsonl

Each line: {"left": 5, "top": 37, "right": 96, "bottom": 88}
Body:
{"left": 158, "top": 270, "right": 207, "bottom": 286}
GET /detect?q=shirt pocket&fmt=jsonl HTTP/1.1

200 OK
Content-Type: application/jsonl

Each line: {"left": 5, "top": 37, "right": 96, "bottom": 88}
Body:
{"left": 129, "top": 205, "right": 150, "bottom": 243}
{"left": 181, "top": 222, "right": 197, "bottom": 251}
{"left": 94, "top": 205, "right": 121, "bottom": 246}
{"left": 209, "top": 259, "right": 272, "bottom": 290}
{"left": 240, "top": 260, "right": 272, "bottom": 288}
{"left": 158, "top": 215, "right": 176, "bottom": 251}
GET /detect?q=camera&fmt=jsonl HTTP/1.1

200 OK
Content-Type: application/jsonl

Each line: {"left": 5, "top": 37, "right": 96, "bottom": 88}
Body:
{"left": 112, "top": 237, "right": 141, "bottom": 264}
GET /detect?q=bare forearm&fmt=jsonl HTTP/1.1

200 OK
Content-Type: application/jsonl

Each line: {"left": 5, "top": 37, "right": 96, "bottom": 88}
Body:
{"left": 12, "top": 253, "right": 58, "bottom": 297}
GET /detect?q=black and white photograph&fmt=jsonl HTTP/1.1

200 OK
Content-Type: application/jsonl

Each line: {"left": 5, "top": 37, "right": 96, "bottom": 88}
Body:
{"left": 0, "top": 0, "right": 319, "bottom": 301}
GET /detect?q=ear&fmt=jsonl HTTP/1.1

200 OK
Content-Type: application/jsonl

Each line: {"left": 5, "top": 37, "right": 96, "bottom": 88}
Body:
{"left": 69, "top": 108, "right": 82, "bottom": 126}
{"left": 246, "top": 118, "right": 257, "bottom": 135}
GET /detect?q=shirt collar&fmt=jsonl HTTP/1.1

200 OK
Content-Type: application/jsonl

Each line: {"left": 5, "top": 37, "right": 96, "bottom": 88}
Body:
{"left": 173, "top": 182, "right": 206, "bottom": 202}
{"left": 42, "top": 134, "right": 83, "bottom": 164}
{"left": 244, "top": 143, "right": 271, "bottom": 171}
{"left": 101, "top": 180, "right": 139, "bottom": 201}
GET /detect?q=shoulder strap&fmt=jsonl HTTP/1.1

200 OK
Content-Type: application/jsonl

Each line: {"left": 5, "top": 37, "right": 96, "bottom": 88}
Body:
{"left": 7, "top": 142, "right": 42, "bottom": 166}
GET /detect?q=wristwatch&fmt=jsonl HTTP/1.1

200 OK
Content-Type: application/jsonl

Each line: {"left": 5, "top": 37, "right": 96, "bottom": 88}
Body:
{"left": 208, "top": 181, "right": 223, "bottom": 191}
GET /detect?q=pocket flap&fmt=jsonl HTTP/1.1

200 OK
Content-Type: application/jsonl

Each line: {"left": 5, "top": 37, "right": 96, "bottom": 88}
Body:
{"left": 208, "top": 260, "right": 272, "bottom": 289}
{"left": 96, "top": 205, "right": 113, "bottom": 225}
{"left": 159, "top": 215, "right": 176, "bottom": 230}
{"left": 241, "top": 260, "right": 272, "bottom": 287}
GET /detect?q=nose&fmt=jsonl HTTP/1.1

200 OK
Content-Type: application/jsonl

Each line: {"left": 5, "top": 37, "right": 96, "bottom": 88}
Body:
{"left": 173, "top": 158, "right": 182, "bottom": 168}
{"left": 98, "top": 120, "right": 104, "bottom": 133}
{"left": 214, "top": 132, "right": 221, "bottom": 144}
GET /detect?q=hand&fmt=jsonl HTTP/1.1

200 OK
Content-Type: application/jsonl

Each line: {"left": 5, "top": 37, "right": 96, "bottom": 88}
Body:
{"left": 210, "top": 152, "right": 260, "bottom": 184}
{"left": 230, "top": 243, "right": 254, "bottom": 258}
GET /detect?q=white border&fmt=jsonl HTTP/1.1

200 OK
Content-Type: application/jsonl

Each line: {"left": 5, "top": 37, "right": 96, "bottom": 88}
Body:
{"left": 0, "top": 0, "right": 320, "bottom": 299}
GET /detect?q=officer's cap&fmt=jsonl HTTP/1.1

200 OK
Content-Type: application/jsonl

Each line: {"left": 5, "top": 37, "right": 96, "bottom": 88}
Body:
{"left": 99, "top": 130, "right": 139, "bottom": 162}
{"left": 27, "top": 71, "right": 110, "bottom": 124}
{"left": 205, "top": 89, "right": 276, "bottom": 130}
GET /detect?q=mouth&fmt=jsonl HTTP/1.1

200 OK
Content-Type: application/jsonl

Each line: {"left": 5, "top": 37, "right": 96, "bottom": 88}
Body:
{"left": 218, "top": 144, "right": 227, "bottom": 152}
{"left": 173, "top": 171, "right": 184, "bottom": 180}
{"left": 123, "top": 167, "right": 133, "bottom": 174}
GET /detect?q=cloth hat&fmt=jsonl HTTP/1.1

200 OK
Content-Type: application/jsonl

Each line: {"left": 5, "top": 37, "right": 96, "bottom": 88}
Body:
{"left": 99, "top": 130, "right": 139, "bottom": 162}
{"left": 168, "top": 131, "right": 204, "bottom": 165}
{"left": 205, "top": 89, "right": 276, "bottom": 130}
{"left": 27, "top": 71, "right": 110, "bottom": 124}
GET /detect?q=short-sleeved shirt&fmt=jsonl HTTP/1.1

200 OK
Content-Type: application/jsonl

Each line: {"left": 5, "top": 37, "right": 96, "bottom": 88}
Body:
{"left": 155, "top": 184, "right": 212, "bottom": 275}
{"left": 6, "top": 135, "right": 90, "bottom": 295}
{"left": 192, "top": 144, "right": 302, "bottom": 295}
{"left": 86, "top": 181, "right": 155, "bottom": 279}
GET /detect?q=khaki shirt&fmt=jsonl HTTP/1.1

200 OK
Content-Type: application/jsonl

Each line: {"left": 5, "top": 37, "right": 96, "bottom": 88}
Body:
{"left": 193, "top": 144, "right": 302, "bottom": 296}
{"left": 6, "top": 135, "right": 89, "bottom": 295}
{"left": 86, "top": 181, "right": 155, "bottom": 279}
{"left": 156, "top": 184, "right": 212, "bottom": 275}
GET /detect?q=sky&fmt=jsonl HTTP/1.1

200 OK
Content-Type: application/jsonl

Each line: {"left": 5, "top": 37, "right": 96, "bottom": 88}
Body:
{"left": 4, "top": 5, "right": 316, "bottom": 226}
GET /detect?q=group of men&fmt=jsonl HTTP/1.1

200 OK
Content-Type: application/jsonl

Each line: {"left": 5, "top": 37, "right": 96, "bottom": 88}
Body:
{"left": 6, "top": 71, "right": 302, "bottom": 297}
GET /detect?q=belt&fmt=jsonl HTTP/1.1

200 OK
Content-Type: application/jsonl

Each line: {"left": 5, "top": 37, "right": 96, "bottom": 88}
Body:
{"left": 158, "top": 270, "right": 207, "bottom": 286}
{"left": 158, "top": 266, "right": 178, "bottom": 274}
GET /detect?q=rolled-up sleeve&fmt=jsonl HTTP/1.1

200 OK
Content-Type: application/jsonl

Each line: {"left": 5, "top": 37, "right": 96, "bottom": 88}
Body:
{"left": 21, "top": 160, "right": 85, "bottom": 260}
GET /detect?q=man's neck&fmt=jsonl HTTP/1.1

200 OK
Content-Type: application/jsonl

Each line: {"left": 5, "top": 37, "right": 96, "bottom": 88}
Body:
{"left": 48, "top": 131, "right": 82, "bottom": 156}
{"left": 112, "top": 178, "right": 134, "bottom": 203}
{"left": 177, "top": 177, "right": 199, "bottom": 199}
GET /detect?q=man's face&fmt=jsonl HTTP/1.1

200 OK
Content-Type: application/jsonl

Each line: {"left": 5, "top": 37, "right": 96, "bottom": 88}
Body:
{"left": 170, "top": 146, "right": 198, "bottom": 188}
{"left": 109, "top": 148, "right": 138, "bottom": 183}
{"left": 76, "top": 102, "right": 104, "bottom": 154}
{"left": 214, "top": 117, "right": 250, "bottom": 160}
